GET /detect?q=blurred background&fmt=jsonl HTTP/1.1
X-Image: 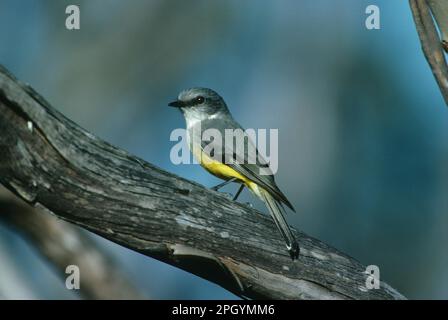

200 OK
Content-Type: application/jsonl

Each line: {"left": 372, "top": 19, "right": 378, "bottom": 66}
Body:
{"left": 0, "top": 0, "right": 447, "bottom": 299}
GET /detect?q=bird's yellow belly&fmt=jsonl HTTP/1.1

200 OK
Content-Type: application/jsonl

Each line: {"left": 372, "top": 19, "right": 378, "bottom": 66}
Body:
{"left": 194, "top": 148, "right": 252, "bottom": 185}
{"left": 204, "top": 161, "right": 245, "bottom": 180}
{"left": 189, "top": 147, "right": 261, "bottom": 197}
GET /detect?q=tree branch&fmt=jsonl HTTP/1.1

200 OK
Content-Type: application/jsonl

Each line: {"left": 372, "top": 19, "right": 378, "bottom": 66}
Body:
{"left": 0, "top": 64, "right": 405, "bottom": 300}
{"left": 0, "top": 187, "right": 144, "bottom": 299}
{"left": 427, "top": 0, "right": 448, "bottom": 51}
{"left": 410, "top": 0, "right": 448, "bottom": 106}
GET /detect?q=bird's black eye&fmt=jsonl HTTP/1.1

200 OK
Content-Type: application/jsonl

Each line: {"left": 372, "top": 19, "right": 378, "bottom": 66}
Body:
{"left": 195, "top": 96, "right": 205, "bottom": 104}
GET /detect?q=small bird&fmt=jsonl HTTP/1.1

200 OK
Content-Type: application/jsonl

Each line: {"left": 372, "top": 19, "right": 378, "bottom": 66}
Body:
{"left": 169, "top": 88, "right": 299, "bottom": 259}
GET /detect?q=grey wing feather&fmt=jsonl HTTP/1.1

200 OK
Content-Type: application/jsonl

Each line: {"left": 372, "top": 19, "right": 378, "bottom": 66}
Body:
{"left": 198, "top": 118, "right": 295, "bottom": 212}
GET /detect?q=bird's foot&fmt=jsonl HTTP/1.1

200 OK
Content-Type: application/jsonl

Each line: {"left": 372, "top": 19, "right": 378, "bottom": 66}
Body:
{"left": 211, "top": 178, "right": 237, "bottom": 191}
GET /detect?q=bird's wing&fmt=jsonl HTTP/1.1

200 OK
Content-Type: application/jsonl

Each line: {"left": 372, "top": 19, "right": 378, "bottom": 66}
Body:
{"left": 198, "top": 117, "right": 295, "bottom": 211}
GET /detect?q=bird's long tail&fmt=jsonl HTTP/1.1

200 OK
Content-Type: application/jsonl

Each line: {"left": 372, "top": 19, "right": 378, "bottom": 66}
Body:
{"left": 257, "top": 187, "right": 300, "bottom": 260}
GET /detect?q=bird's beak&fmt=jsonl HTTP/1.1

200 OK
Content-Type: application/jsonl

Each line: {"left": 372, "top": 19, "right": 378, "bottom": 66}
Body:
{"left": 168, "top": 100, "right": 185, "bottom": 108}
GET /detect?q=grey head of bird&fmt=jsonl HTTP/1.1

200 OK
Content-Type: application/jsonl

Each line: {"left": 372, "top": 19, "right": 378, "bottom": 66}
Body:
{"left": 168, "top": 87, "right": 231, "bottom": 123}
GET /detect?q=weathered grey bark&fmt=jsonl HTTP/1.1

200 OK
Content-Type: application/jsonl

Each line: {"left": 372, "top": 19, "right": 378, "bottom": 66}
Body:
{"left": 410, "top": 0, "right": 448, "bottom": 106}
{"left": 0, "top": 64, "right": 405, "bottom": 300}
{"left": 0, "top": 187, "right": 144, "bottom": 300}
